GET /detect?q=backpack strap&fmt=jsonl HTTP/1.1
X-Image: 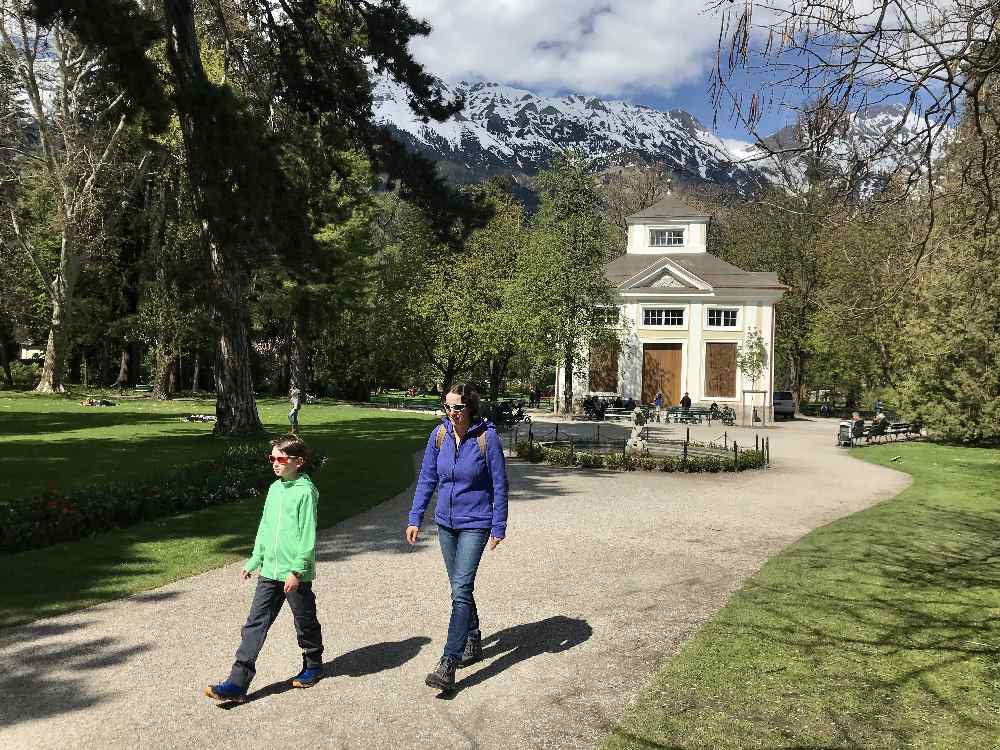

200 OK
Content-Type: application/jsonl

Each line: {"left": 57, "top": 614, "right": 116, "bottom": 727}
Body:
{"left": 436, "top": 423, "right": 489, "bottom": 466}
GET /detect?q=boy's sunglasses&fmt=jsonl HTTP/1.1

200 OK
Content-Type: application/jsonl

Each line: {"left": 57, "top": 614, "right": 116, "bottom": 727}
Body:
{"left": 266, "top": 455, "right": 297, "bottom": 465}
{"left": 442, "top": 403, "right": 469, "bottom": 414}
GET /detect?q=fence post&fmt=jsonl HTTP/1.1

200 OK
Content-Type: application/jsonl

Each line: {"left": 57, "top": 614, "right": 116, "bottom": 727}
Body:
{"left": 756, "top": 434, "right": 759, "bottom": 452}
{"left": 686, "top": 426, "right": 690, "bottom": 444}
{"left": 622, "top": 438, "right": 627, "bottom": 458}
{"left": 724, "top": 431, "right": 727, "bottom": 449}
{"left": 570, "top": 435, "right": 575, "bottom": 463}
{"left": 596, "top": 423, "right": 600, "bottom": 445}
{"left": 683, "top": 439, "right": 688, "bottom": 469}
{"left": 512, "top": 426, "right": 518, "bottom": 454}
{"left": 734, "top": 441, "right": 739, "bottom": 472}
{"left": 555, "top": 424, "right": 559, "bottom": 442}
{"left": 766, "top": 436, "right": 770, "bottom": 466}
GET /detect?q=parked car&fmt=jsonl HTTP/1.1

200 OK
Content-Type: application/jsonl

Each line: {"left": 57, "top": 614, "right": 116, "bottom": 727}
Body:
{"left": 773, "top": 390, "right": 796, "bottom": 419}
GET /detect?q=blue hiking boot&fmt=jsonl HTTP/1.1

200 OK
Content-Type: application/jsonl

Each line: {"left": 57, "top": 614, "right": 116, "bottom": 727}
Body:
{"left": 203, "top": 681, "right": 247, "bottom": 703}
{"left": 291, "top": 666, "right": 323, "bottom": 688}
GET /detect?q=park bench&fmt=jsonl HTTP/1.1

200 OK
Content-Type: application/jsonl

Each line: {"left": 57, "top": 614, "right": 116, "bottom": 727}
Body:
{"left": 664, "top": 406, "right": 714, "bottom": 425}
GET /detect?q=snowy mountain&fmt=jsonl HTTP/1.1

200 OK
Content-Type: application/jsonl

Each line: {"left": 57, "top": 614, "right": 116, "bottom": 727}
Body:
{"left": 372, "top": 73, "right": 768, "bottom": 193}
{"left": 372, "top": 74, "right": 938, "bottom": 196}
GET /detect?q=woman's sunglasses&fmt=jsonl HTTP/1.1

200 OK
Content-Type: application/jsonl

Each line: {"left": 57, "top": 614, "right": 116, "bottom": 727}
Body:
{"left": 266, "top": 455, "right": 298, "bottom": 465}
{"left": 442, "top": 403, "right": 469, "bottom": 414}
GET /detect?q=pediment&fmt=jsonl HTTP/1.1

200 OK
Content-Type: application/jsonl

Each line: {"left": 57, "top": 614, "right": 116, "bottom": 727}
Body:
{"left": 649, "top": 270, "right": 691, "bottom": 289}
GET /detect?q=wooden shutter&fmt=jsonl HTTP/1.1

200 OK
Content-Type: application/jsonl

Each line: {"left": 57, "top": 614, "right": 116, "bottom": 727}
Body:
{"left": 705, "top": 343, "right": 736, "bottom": 398}
{"left": 588, "top": 342, "right": 619, "bottom": 392}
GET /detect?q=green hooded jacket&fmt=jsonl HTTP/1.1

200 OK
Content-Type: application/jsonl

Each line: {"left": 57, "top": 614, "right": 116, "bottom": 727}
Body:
{"left": 243, "top": 474, "right": 319, "bottom": 582}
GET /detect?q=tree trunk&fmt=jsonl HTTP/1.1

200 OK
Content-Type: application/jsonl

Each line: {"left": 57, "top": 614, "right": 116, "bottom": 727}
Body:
{"left": 488, "top": 352, "right": 512, "bottom": 405}
{"left": 290, "top": 313, "right": 308, "bottom": 395}
{"left": 35, "top": 292, "right": 71, "bottom": 393}
{"left": 562, "top": 343, "right": 574, "bottom": 415}
{"left": 113, "top": 349, "right": 130, "bottom": 389}
{"left": 441, "top": 355, "right": 458, "bottom": 394}
{"left": 0, "top": 340, "right": 12, "bottom": 388}
{"left": 153, "top": 342, "right": 175, "bottom": 400}
{"left": 164, "top": 0, "right": 261, "bottom": 435}
{"left": 191, "top": 350, "right": 201, "bottom": 392}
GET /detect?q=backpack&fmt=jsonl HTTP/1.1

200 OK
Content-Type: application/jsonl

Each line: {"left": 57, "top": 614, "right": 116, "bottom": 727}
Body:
{"left": 435, "top": 423, "right": 489, "bottom": 461}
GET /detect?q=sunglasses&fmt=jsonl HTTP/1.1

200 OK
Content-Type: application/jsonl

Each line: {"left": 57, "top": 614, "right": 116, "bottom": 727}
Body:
{"left": 266, "top": 455, "right": 299, "bottom": 465}
{"left": 442, "top": 403, "right": 469, "bottom": 414}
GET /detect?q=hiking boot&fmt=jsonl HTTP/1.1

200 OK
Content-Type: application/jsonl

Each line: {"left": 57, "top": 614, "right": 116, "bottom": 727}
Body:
{"left": 291, "top": 666, "right": 323, "bottom": 688}
{"left": 203, "top": 681, "right": 247, "bottom": 703}
{"left": 458, "top": 635, "right": 483, "bottom": 667}
{"left": 424, "top": 656, "right": 457, "bottom": 690}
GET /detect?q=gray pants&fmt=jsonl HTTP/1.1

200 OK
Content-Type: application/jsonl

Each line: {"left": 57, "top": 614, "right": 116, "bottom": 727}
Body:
{"left": 227, "top": 577, "right": 324, "bottom": 690}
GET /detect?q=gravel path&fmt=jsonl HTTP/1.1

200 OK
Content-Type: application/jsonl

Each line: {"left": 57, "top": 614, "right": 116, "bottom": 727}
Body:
{"left": 0, "top": 417, "right": 910, "bottom": 750}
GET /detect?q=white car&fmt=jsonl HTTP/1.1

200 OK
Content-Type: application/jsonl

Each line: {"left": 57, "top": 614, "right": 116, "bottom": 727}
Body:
{"left": 773, "top": 390, "right": 796, "bottom": 419}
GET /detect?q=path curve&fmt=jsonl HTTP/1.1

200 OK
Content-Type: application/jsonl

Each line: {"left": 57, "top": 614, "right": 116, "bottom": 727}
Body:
{"left": 0, "top": 418, "right": 910, "bottom": 749}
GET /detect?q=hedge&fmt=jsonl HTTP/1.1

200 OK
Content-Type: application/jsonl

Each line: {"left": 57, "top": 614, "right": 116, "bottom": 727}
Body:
{"left": 515, "top": 441, "right": 766, "bottom": 473}
{"left": 0, "top": 444, "right": 327, "bottom": 554}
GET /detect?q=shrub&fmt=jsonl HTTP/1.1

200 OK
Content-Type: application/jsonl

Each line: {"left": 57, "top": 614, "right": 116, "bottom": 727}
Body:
{"left": 0, "top": 443, "right": 327, "bottom": 554}
{"left": 736, "top": 449, "right": 766, "bottom": 470}
{"left": 514, "top": 440, "right": 544, "bottom": 462}
{"left": 636, "top": 456, "right": 661, "bottom": 471}
{"left": 541, "top": 445, "right": 575, "bottom": 467}
{"left": 577, "top": 452, "right": 603, "bottom": 469}
{"left": 603, "top": 452, "right": 635, "bottom": 472}
{"left": 658, "top": 456, "right": 679, "bottom": 472}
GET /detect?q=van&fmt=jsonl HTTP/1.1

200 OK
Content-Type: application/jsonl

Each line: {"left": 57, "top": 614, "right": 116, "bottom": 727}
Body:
{"left": 773, "top": 390, "right": 796, "bottom": 419}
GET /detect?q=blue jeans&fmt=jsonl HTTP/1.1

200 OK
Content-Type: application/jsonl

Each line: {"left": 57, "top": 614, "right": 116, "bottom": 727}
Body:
{"left": 288, "top": 406, "right": 300, "bottom": 429}
{"left": 438, "top": 525, "right": 490, "bottom": 661}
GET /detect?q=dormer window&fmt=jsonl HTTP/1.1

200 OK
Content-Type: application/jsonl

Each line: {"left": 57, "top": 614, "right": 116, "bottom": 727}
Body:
{"left": 650, "top": 228, "right": 684, "bottom": 247}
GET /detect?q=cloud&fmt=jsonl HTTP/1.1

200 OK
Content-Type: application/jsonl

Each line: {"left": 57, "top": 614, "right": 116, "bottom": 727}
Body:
{"left": 402, "top": 1, "right": 726, "bottom": 97}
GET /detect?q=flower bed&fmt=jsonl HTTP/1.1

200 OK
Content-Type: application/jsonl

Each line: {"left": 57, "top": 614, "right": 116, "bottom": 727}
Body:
{"left": 515, "top": 440, "right": 766, "bottom": 473}
{"left": 0, "top": 444, "right": 327, "bottom": 554}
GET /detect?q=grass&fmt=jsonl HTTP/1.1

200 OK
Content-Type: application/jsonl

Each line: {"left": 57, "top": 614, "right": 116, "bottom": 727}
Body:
{"left": 0, "top": 392, "right": 436, "bottom": 629}
{"left": 603, "top": 441, "right": 1000, "bottom": 749}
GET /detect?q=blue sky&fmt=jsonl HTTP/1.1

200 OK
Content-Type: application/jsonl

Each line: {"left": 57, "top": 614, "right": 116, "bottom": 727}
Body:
{"left": 402, "top": 0, "right": 800, "bottom": 143}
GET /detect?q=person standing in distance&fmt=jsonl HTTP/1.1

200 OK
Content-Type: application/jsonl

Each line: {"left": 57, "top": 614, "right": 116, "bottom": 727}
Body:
{"left": 405, "top": 383, "right": 509, "bottom": 691}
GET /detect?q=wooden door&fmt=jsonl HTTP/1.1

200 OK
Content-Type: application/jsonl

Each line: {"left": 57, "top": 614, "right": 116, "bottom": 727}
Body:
{"left": 642, "top": 343, "right": 682, "bottom": 404}
{"left": 704, "top": 342, "right": 737, "bottom": 398}
{"left": 589, "top": 341, "right": 619, "bottom": 393}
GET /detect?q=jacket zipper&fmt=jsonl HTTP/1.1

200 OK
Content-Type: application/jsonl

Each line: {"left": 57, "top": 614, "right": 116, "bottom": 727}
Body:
{"left": 273, "top": 484, "right": 284, "bottom": 575}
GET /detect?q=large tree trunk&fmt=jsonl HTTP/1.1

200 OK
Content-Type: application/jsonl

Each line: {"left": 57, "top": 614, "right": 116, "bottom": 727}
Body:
{"left": 164, "top": 0, "right": 261, "bottom": 435}
{"left": 488, "top": 352, "right": 512, "bottom": 405}
{"left": 289, "top": 312, "right": 308, "bottom": 395}
{"left": 113, "top": 349, "right": 130, "bottom": 389}
{"left": 35, "top": 279, "right": 74, "bottom": 393}
{"left": 153, "top": 342, "right": 176, "bottom": 399}
{"left": 441, "top": 355, "right": 458, "bottom": 394}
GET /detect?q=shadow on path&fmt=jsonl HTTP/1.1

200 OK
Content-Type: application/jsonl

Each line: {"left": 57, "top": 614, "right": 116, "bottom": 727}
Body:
{"left": 439, "top": 615, "right": 593, "bottom": 698}
{"left": 226, "top": 636, "right": 433, "bottom": 708}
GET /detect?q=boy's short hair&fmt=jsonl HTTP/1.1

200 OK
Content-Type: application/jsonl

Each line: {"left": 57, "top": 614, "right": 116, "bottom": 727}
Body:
{"left": 271, "top": 434, "right": 309, "bottom": 460}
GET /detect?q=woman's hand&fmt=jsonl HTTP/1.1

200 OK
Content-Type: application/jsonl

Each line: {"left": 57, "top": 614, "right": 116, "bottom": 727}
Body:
{"left": 405, "top": 525, "right": 419, "bottom": 545}
{"left": 488, "top": 536, "right": 503, "bottom": 551}
{"left": 283, "top": 572, "right": 300, "bottom": 594}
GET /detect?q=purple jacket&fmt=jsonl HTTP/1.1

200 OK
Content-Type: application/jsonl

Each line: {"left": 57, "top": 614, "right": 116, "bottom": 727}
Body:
{"left": 408, "top": 418, "right": 509, "bottom": 538}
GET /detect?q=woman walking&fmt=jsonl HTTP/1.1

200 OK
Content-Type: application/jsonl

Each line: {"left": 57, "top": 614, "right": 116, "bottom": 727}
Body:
{"left": 405, "top": 383, "right": 509, "bottom": 691}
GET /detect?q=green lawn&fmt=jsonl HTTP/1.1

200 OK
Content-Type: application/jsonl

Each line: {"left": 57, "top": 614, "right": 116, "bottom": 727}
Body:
{"left": 0, "top": 392, "right": 435, "bottom": 629}
{"left": 604, "top": 442, "right": 1000, "bottom": 749}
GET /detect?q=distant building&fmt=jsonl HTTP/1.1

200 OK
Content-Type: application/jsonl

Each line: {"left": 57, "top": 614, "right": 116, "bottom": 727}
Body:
{"left": 556, "top": 195, "right": 786, "bottom": 412}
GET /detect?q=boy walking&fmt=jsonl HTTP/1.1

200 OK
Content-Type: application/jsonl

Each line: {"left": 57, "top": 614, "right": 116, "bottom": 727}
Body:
{"left": 204, "top": 435, "right": 324, "bottom": 703}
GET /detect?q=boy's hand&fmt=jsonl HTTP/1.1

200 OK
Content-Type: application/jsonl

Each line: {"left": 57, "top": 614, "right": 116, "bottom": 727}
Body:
{"left": 488, "top": 536, "right": 503, "bottom": 551}
{"left": 405, "top": 525, "right": 419, "bottom": 545}
{"left": 283, "top": 573, "right": 300, "bottom": 594}
{"left": 241, "top": 569, "right": 253, "bottom": 580}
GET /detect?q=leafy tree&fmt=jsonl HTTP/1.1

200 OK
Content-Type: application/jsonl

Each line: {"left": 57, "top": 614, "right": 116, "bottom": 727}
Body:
{"left": 521, "top": 153, "right": 616, "bottom": 414}
{"left": 33, "top": 0, "right": 489, "bottom": 433}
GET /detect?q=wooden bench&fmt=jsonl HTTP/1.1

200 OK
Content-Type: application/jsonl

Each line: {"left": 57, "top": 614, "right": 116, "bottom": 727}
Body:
{"left": 664, "top": 406, "right": 714, "bottom": 425}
